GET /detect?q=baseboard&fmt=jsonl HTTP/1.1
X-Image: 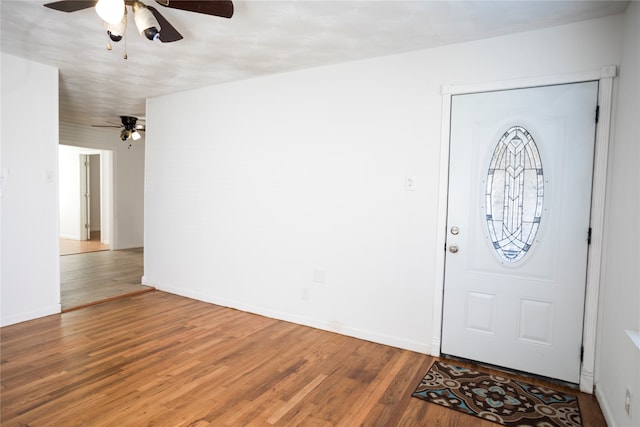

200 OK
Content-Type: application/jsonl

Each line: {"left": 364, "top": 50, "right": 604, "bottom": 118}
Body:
{"left": 156, "top": 284, "right": 431, "bottom": 354}
{"left": 59, "top": 233, "right": 80, "bottom": 240}
{"left": 580, "top": 369, "right": 595, "bottom": 393}
{"left": 595, "top": 383, "right": 618, "bottom": 427}
{"left": 431, "top": 338, "right": 441, "bottom": 357}
{"left": 1, "top": 303, "right": 61, "bottom": 327}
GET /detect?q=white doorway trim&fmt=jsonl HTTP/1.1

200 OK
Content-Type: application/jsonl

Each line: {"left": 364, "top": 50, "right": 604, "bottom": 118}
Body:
{"left": 79, "top": 154, "right": 90, "bottom": 241}
{"left": 58, "top": 145, "right": 114, "bottom": 249}
{"left": 99, "top": 150, "right": 114, "bottom": 248}
{"left": 430, "top": 66, "right": 616, "bottom": 393}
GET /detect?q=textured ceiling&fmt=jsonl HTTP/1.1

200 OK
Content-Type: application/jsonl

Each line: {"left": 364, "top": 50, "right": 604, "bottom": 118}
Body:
{"left": 0, "top": 0, "right": 629, "bottom": 128}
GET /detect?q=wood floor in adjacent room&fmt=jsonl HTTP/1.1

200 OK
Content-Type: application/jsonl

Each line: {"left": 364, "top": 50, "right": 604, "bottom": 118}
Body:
{"left": 1, "top": 291, "right": 607, "bottom": 426}
{"left": 60, "top": 231, "right": 109, "bottom": 256}
{"left": 60, "top": 247, "right": 152, "bottom": 310}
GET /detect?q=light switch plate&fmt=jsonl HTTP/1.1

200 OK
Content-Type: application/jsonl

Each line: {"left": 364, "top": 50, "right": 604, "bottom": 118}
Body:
{"left": 405, "top": 176, "right": 416, "bottom": 191}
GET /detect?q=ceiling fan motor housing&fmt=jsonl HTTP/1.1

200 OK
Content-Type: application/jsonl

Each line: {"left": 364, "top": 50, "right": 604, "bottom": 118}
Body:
{"left": 121, "top": 115, "right": 138, "bottom": 130}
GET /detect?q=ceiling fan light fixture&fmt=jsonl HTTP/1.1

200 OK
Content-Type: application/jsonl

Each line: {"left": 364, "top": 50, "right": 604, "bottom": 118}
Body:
{"left": 120, "top": 129, "right": 131, "bottom": 141}
{"left": 107, "top": 31, "right": 122, "bottom": 42}
{"left": 131, "top": 130, "right": 142, "bottom": 140}
{"left": 95, "top": 0, "right": 125, "bottom": 25}
{"left": 104, "top": 9, "right": 127, "bottom": 42}
{"left": 132, "top": 2, "right": 161, "bottom": 41}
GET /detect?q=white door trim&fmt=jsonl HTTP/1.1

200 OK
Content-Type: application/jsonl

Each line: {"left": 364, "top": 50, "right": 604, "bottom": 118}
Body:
{"left": 431, "top": 66, "right": 616, "bottom": 393}
{"left": 79, "top": 154, "right": 90, "bottom": 241}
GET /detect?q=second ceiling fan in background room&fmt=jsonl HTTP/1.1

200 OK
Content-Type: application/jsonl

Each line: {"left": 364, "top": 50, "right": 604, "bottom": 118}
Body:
{"left": 92, "top": 116, "right": 146, "bottom": 147}
{"left": 44, "top": 0, "right": 234, "bottom": 53}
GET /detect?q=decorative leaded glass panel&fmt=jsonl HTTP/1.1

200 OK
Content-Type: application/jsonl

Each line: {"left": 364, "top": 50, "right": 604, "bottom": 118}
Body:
{"left": 485, "top": 126, "right": 543, "bottom": 263}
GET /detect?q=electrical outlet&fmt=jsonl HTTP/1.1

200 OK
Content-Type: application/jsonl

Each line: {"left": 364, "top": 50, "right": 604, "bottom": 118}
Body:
{"left": 625, "top": 388, "right": 631, "bottom": 416}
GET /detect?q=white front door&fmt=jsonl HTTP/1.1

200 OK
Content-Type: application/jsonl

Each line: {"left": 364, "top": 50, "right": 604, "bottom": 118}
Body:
{"left": 441, "top": 82, "right": 598, "bottom": 383}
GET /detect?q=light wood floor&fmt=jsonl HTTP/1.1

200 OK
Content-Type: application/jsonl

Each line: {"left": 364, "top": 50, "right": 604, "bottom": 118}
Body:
{"left": 60, "top": 231, "right": 109, "bottom": 256}
{"left": 1, "top": 291, "right": 606, "bottom": 426}
{"left": 60, "top": 248, "right": 152, "bottom": 310}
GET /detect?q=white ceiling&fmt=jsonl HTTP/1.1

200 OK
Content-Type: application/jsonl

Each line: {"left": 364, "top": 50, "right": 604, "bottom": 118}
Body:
{"left": 1, "top": 0, "right": 629, "bottom": 128}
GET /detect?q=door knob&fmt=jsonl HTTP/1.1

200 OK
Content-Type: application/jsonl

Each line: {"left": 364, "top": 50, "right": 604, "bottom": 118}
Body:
{"left": 449, "top": 245, "right": 459, "bottom": 254}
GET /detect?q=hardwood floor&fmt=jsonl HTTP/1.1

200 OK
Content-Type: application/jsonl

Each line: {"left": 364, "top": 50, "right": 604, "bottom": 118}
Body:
{"left": 60, "top": 231, "right": 109, "bottom": 256}
{"left": 60, "top": 248, "right": 152, "bottom": 310}
{"left": 1, "top": 291, "right": 607, "bottom": 426}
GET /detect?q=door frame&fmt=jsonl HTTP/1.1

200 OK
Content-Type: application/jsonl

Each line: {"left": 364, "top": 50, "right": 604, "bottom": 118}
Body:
{"left": 79, "top": 154, "right": 90, "bottom": 241}
{"left": 431, "top": 66, "right": 617, "bottom": 393}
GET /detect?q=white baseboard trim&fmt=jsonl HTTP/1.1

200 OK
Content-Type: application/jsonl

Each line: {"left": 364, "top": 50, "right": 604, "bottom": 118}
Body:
{"left": 595, "top": 383, "right": 618, "bottom": 427}
{"left": 1, "top": 303, "right": 61, "bottom": 327}
{"left": 59, "top": 234, "right": 80, "bottom": 240}
{"left": 430, "top": 338, "right": 441, "bottom": 357}
{"left": 156, "top": 284, "right": 430, "bottom": 354}
{"left": 580, "top": 369, "right": 595, "bottom": 393}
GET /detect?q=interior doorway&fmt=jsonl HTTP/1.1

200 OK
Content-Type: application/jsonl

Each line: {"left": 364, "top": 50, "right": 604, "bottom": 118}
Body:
{"left": 57, "top": 137, "right": 149, "bottom": 311}
{"left": 79, "top": 153, "right": 98, "bottom": 241}
{"left": 59, "top": 145, "right": 111, "bottom": 255}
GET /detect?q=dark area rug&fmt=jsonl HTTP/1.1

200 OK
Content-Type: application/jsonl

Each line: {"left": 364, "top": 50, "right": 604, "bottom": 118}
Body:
{"left": 412, "top": 361, "right": 582, "bottom": 427}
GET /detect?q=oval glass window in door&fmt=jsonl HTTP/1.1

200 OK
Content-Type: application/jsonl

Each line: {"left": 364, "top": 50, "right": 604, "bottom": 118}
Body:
{"left": 485, "top": 126, "right": 544, "bottom": 263}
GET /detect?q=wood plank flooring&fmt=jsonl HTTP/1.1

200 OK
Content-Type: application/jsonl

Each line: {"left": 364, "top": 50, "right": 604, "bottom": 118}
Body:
{"left": 60, "top": 231, "right": 109, "bottom": 256}
{"left": 60, "top": 248, "right": 152, "bottom": 310}
{"left": 1, "top": 291, "right": 607, "bottom": 426}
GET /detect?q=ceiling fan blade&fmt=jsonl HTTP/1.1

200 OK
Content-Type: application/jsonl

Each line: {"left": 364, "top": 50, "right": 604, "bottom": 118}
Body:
{"left": 148, "top": 6, "right": 183, "bottom": 42}
{"left": 44, "top": 0, "right": 97, "bottom": 12}
{"left": 155, "top": 0, "right": 233, "bottom": 18}
{"left": 92, "top": 125, "right": 122, "bottom": 128}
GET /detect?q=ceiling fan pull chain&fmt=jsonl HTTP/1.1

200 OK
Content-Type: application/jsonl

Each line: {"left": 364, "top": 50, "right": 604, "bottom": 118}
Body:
{"left": 123, "top": 32, "right": 128, "bottom": 60}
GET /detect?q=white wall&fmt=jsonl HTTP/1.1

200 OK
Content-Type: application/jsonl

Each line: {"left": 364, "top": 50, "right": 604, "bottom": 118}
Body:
{"left": 60, "top": 124, "right": 145, "bottom": 249}
{"left": 59, "top": 145, "right": 82, "bottom": 239}
{"left": 1, "top": 53, "right": 60, "bottom": 326}
{"left": 145, "top": 15, "right": 624, "bottom": 353}
{"left": 596, "top": 3, "right": 640, "bottom": 427}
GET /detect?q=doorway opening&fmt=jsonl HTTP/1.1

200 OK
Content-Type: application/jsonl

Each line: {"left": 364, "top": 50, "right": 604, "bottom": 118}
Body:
{"left": 57, "top": 143, "right": 151, "bottom": 311}
{"left": 59, "top": 145, "right": 111, "bottom": 254}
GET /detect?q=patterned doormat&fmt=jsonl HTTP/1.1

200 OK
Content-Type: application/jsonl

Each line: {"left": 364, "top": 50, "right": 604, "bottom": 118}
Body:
{"left": 412, "top": 361, "right": 582, "bottom": 427}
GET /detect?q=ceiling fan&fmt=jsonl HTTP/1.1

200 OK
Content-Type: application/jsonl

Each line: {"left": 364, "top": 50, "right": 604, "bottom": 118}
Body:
{"left": 93, "top": 115, "right": 145, "bottom": 145}
{"left": 43, "top": 0, "right": 234, "bottom": 44}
